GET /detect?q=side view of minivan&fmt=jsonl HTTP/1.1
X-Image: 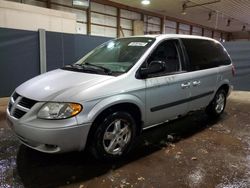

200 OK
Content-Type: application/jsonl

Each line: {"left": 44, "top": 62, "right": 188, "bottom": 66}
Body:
{"left": 6, "top": 34, "right": 234, "bottom": 160}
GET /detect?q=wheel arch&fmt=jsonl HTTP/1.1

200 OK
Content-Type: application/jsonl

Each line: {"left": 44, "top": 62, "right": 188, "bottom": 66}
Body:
{"left": 217, "top": 83, "right": 230, "bottom": 96}
{"left": 85, "top": 95, "right": 145, "bottom": 149}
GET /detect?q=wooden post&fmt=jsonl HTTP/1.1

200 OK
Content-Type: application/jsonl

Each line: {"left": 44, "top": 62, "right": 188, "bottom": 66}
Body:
{"left": 190, "top": 25, "right": 193, "bottom": 35}
{"left": 160, "top": 17, "right": 165, "bottom": 34}
{"left": 141, "top": 13, "right": 145, "bottom": 35}
{"left": 176, "top": 22, "right": 179, "bottom": 34}
{"left": 117, "top": 8, "right": 121, "bottom": 38}
{"left": 47, "top": 0, "right": 51, "bottom": 8}
{"left": 141, "top": 13, "right": 144, "bottom": 21}
{"left": 87, "top": 3, "right": 91, "bottom": 35}
{"left": 119, "top": 26, "right": 125, "bottom": 37}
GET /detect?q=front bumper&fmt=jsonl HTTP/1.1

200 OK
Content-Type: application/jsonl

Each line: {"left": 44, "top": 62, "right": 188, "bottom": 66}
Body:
{"left": 6, "top": 110, "right": 92, "bottom": 154}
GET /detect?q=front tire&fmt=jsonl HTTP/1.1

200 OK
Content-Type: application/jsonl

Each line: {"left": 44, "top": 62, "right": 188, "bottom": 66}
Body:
{"left": 90, "top": 111, "right": 137, "bottom": 161}
{"left": 206, "top": 89, "right": 227, "bottom": 118}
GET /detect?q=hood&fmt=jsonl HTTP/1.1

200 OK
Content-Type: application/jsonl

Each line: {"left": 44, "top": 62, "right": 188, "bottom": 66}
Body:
{"left": 16, "top": 69, "right": 113, "bottom": 101}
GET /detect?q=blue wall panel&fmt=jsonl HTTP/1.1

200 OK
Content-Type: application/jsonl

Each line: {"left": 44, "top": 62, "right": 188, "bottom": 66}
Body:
{"left": 0, "top": 27, "right": 40, "bottom": 97}
{"left": 46, "top": 31, "right": 112, "bottom": 71}
{"left": 0, "top": 28, "right": 112, "bottom": 97}
{"left": 46, "top": 32, "right": 64, "bottom": 71}
{"left": 223, "top": 41, "right": 250, "bottom": 91}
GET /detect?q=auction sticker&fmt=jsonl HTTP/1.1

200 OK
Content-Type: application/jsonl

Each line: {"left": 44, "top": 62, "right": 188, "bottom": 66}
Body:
{"left": 128, "top": 42, "right": 148, "bottom": 46}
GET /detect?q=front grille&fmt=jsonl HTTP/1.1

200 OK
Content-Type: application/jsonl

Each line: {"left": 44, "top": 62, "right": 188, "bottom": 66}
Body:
{"left": 8, "top": 103, "right": 12, "bottom": 112}
{"left": 13, "top": 109, "right": 26, "bottom": 119}
{"left": 8, "top": 92, "right": 37, "bottom": 119}
{"left": 12, "top": 92, "right": 19, "bottom": 101}
{"left": 18, "top": 97, "right": 37, "bottom": 109}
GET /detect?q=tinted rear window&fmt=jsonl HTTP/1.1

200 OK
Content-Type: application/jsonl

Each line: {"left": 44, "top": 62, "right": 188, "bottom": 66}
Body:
{"left": 182, "top": 39, "right": 231, "bottom": 71}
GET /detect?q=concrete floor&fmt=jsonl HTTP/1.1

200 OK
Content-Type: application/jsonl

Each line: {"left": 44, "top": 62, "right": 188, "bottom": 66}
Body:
{"left": 0, "top": 92, "right": 250, "bottom": 188}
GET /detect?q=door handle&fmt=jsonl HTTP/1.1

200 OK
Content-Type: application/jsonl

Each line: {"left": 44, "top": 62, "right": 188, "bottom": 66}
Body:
{"left": 181, "top": 82, "right": 191, "bottom": 89}
{"left": 192, "top": 80, "right": 201, "bottom": 86}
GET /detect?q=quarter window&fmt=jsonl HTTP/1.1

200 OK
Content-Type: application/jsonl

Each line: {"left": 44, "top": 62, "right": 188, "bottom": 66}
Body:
{"left": 182, "top": 39, "right": 231, "bottom": 71}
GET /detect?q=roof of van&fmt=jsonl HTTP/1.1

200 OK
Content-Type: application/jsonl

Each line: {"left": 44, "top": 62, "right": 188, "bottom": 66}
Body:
{"left": 124, "top": 34, "right": 218, "bottom": 42}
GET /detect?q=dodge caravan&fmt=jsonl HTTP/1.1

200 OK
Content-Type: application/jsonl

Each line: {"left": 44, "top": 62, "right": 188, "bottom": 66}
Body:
{"left": 6, "top": 35, "right": 234, "bottom": 160}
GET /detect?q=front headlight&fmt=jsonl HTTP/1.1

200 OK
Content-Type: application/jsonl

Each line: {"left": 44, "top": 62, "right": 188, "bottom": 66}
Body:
{"left": 37, "top": 102, "right": 82, "bottom": 120}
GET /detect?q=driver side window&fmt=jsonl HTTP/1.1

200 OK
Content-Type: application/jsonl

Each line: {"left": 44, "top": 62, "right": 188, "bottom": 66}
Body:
{"left": 147, "top": 40, "right": 181, "bottom": 76}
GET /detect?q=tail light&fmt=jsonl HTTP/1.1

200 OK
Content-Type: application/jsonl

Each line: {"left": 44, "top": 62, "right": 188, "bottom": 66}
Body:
{"left": 231, "top": 64, "right": 236, "bottom": 77}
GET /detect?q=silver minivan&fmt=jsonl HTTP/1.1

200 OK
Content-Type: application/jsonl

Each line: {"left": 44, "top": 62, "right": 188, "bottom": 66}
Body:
{"left": 6, "top": 34, "right": 234, "bottom": 160}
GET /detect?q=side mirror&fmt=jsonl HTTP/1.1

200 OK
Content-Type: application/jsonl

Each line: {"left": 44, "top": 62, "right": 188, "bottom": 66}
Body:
{"left": 139, "top": 61, "right": 165, "bottom": 78}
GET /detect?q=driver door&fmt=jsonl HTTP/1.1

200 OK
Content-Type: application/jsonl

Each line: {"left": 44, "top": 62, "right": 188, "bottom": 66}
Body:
{"left": 144, "top": 39, "right": 191, "bottom": 126}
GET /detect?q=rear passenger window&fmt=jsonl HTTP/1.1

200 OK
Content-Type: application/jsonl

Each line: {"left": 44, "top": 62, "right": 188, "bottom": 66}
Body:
{"left": 182, "top": 39, "right": 231, "bottom": 71}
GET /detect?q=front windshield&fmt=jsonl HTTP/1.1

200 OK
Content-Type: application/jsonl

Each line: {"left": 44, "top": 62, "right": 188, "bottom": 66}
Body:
{"left": 75, "top": 37, "right": 155, "bottom": 75}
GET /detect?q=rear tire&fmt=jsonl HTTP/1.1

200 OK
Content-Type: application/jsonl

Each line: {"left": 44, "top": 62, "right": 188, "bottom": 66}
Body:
{"left": 206, "top": 89, "right": 227, "bottom": 118}
{"left": 90, "top": 111, "right": 137, "bottom": 161}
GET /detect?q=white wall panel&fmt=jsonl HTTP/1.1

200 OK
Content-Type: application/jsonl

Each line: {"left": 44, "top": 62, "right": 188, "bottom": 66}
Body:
{"left": 105, "top": 16, "right": 116, "bottom": 27}
{"left": 179, "top": 30, "right": 189, "bottom": 35}
{"left": 165, "top": 27, "right": 176, "bottom": 34}
{"left": 76, "top": 10, "right": 87, "bottom": 23}
{"left": 91, "top": 25, "right": 116, "bottom": 37}
{"left": 76, "top": 22, "right": 87, "bottom": 34}
{"left": 91, "top": 13, "right": 116, "bottom": 26}
{"left": 204, "top": 29, "right": 212, "bottom": 37}
{"left": 0, "top": 0, "right": 76, "bottom": 33}
{"left": 144, "top": 15, "right": 161, "bottom": 34}
{"left": 51, "top": 5, "right": 87, "bottom": 23}
{"left": 214, "top": 31, "right": 221, "bottom": 41}
{"left": 121, "top": 9, "right": 140, "bottom": 20}
{"left": 91, "top": 2, "right": 117, "bottom": 16}
{"left": 144, "top": 24, "right": 160, "bottom": 33}
{"left": 179, "top": 23, "right": 189, "bottom": 31}
{"left": 165, "top": 20, "right": 176, "bottom": 28}
{"left": 105, "top": 27, "right": 116, "bottom": 37}
{"left": 179, "top": 23, "right": 190, "bottom": 35}
{"left": 123, "top": 30, "right": 132, "bottom": 37}
{"left": 121, "top": 18, "right": 132, "bottom": 30}
{"left": 91, "top": 12, "right": 104, "bottom": 25}
{"left": 91, "top": 24, "right": 104, "bottom": 36}
{"left": 192, "top": 26, "right": 202, "bottom": 36}
{"left": 146, "top": 16, "right": 160, "bottom": 24}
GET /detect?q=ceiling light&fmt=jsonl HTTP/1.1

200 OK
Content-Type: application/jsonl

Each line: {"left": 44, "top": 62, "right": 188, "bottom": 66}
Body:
{"left": 141, "top": 0, "right": 150, "bottom": 5}
{"left": 227, "top": 19, "right": 231, "bottom": 27}
{"left": 182, "top": 3, "right": 187, "bottom": 15}
{"left": 242, "top": 25, "right": 246, "bottom": 31}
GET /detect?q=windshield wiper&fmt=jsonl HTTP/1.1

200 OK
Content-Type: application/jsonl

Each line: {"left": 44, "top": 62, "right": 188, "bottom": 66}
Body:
{"left": 63, "top": 64, "right": 99, "bottom": 73}
{"left": 84, "top": 62, "right": 112, "bottom": 75}
{"left": 64, "top": 64, "right": 84, "bottom": 69}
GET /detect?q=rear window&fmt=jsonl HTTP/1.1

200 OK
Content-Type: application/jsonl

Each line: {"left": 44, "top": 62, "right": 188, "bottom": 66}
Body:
{"left": 182, "top": 39, "right": 231, "bottom": 71}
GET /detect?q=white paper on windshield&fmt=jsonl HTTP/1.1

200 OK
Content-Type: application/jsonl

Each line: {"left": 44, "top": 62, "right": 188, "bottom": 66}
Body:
{"left": 128, "top": 42, "right": 148, "bottom": 47}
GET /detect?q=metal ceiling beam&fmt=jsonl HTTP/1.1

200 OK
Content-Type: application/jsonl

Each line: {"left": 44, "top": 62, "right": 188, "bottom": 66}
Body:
{"left": 185, "top": 0, "right": 221, "bottom": 9}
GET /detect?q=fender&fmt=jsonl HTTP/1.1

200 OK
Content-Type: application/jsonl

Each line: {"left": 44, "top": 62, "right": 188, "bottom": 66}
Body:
{"left": 87, "top": 94, "right": 146, "bottom": 123}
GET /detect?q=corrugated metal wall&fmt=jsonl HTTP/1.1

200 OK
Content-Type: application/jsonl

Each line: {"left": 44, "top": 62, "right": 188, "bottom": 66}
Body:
{"left": 0, "top": 28, "right": 40, "bottom": 97}
{"left": 223, "top": 41, "right": 250, "bottom": 91}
